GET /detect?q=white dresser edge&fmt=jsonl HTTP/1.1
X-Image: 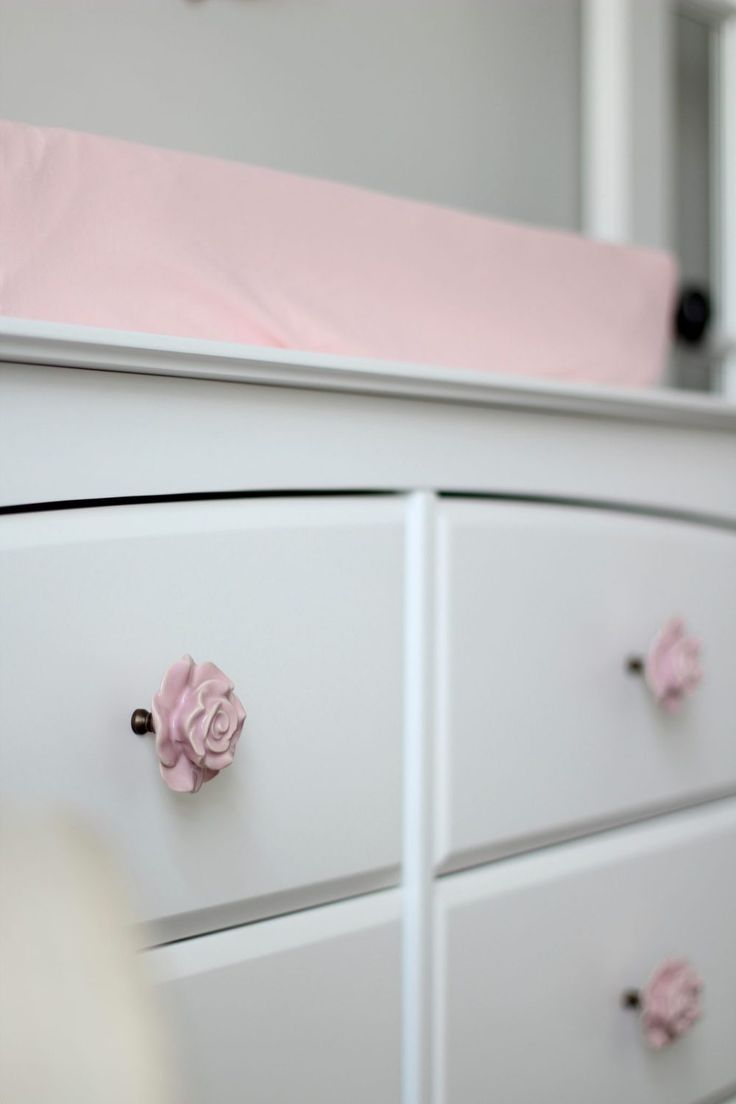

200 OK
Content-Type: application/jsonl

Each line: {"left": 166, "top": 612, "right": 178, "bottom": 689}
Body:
{"left": 2, "top": 317, "right": 736, "bottom": 432}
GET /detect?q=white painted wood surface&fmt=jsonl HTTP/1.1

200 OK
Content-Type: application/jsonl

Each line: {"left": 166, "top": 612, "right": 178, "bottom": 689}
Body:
{"left": 0, "top": 498, "right": 404, "bottom": 943}
{"left": 149, "top": 889, "right": 402, "bottom": 1104}
{"left": 435, "top": 800, "right": 736, "bottom": 1104}
{"left": 2, "top": 318, "right": 735, "bottom": 428}
{"left": 3, "top": 321, "right": 736, "bottom": 1102}
{"left": 435, "top": 500, "right": 736, "bottom": 873}
{"left": 719, "top": 8, "right": 736, "bottom": 397}
{"left": 582, "top": 0, "right": 634, "bottom": 244}
{"left": 582, "top": 0, "right": 673, "bottom": 250}
{"left": 402, "top": 493, "right": 436, "bottom": 1104}
{"left": 2, "top": 355, "right": 736, "bottom": 523}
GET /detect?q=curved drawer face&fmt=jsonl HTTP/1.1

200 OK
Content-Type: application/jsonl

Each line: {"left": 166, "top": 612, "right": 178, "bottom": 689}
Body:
{"left": 436, "top": 802, "right": 736, "bottom": 1104}
{"left": 435, "top": 500, "right": 736, "bottom": 871}
{"left": 149, "top": 890, "right": 401, "bottom": 1104}
{"left": 0, "top": 497, "right": 404, "bottom": 941}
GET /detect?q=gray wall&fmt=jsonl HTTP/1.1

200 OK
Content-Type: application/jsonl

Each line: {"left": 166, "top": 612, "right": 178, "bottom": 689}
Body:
{"left": 671, "top": 7, "right": 717, "bottom": 392}
{"left": 674, "top": 8, "right": 712, "bottom": 288}
{"left": 0, "top": 0, "right": 582, "bottom": 229}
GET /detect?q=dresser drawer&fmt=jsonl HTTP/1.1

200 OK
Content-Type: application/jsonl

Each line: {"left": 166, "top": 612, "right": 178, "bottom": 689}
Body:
{"left": 436, "top": 801, "right": 736, "bottom": 1104}
{"left": 0, "top": 497, "right": 404, "bottom": 941}
{"left": 436, "top": 500, "right": 736, "bottom": 871}
{"left": 149, "top": 889, "right": 401, "bottom": 1104}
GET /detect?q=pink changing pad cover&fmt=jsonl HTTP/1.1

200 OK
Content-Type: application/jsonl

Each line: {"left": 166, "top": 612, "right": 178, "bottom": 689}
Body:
{"left": 0, "top": 120, "right": 676, "bottom": 386}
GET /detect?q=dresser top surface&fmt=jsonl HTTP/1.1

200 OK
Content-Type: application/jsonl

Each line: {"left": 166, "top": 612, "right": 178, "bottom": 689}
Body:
{"left": 2, "top": 317, "right": 735, "bottom": 432}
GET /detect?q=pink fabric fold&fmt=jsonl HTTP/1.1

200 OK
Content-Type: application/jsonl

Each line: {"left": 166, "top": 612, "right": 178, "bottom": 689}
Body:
{"left": 0, "top": 119, "right": 676, "bottom": 385}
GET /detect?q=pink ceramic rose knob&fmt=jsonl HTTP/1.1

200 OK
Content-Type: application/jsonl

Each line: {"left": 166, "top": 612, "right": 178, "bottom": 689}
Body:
{"left": 644, "top": 618, "right": 702, "bottom": 712}
{"left": 628, "top": 618, "right": 702, "bottom": 712}
{"left": 131, "top": 655, "right": 246, "bottom": 793}
{"left": 624, "top": 959, "right": 703, "bottom": 1049}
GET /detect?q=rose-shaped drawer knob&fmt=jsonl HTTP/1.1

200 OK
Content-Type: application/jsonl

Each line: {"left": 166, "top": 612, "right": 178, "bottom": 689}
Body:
{"left": 622, "top": 958, "right": 703, "bottom": 1049}
{"left": 131, "top": 655, "right": 246, "bottom": 793}
{"left": 627, "top": 617, "right": 702, "bottom": 712}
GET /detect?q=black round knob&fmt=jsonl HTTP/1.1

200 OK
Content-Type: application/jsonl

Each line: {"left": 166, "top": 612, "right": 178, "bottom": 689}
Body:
{"left": 675, "top": 286, "right": 711, "bottom": 346}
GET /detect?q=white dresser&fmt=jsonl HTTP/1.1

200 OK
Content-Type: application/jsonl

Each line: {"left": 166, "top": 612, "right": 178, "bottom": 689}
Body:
{"left": 1, "top": 320, "right": 735, "bottom": 1104}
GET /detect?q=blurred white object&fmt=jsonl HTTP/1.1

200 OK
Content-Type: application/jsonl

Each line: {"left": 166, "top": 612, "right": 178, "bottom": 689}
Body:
{"left": 0, "top": 810, "right": 173, "bottom": 1104}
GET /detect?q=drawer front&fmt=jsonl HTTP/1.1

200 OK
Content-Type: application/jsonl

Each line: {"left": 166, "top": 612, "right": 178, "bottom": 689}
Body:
{"left": 436, "top": 801, "right": 736, "bottom": 1104}
{"left": 0, "top": 497, "right": 404, "bottom": 941}
{"left": 149, "top": 890, "right": 401, "bottom": 1104}
{"left": 436, "top": 500, "right": 736, "bottom": 871}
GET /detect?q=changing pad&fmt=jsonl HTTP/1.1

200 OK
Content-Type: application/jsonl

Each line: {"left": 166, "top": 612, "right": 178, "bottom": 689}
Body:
{"left": 0, "top": 120, "right": 676, "bottom": 386}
